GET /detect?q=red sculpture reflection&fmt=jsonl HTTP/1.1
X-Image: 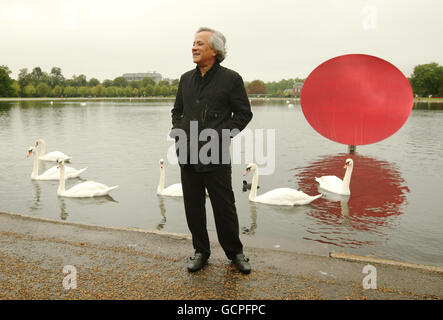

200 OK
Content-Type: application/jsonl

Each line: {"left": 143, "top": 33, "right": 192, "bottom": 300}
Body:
{"left": 293, "top": 153, "right": 409, "bottom": 247}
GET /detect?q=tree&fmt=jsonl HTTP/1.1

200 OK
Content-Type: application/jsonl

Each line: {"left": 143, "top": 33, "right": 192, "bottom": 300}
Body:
{"left": 246, "top": 80, "right": 266, "bottom": 95}
{"left": 30, "top": 67, "right": 50, "bottom": 85}
{"left": 158, "top": 80, "right": 170, "bottom": 87}
{"left": 129, "top": 80, "right": 141, "bottom": 89}
{"left": 410, "top": 63, "right": 443, "bottom": 96}
{"left": 169, "top": 85, "right": 178, "bottom": 96}
{"left": 91, "top": 84, "right": 104, "bottom": 97}
{"left": 102, "top": 79, "right": 113, "bottom": 88}
{"left": 63, "top": 86, "right": 77, "bottom": 97}
{"left": 142, "top": 77, "right": 155, "bottom": 87}
{"left": 0, "top": 65, "right": 14, "bottom": 97}
{"left": 77, "top": 86, "right": 90, "bottom": 97}
{"left": 88, "top": 78, "right": 100, "bottom": 87}
{"left": 64, "top": 79, "right": 75, "bottom": 87}
{"left": 53, "top": 85, "right": 63, "bottom": 97}
{"left": 23, "top": 84, "right": 36, "bottom": 97}
{"left": 153, "top": 85, "right": 161, "bottom": 96}
{"left": 159, "top": 85, "right": 169, "bottom": 96}
{"left": 18, "top": 68, "right": 32, "bottom": 92}
{"left": 124, "top": 86, "right": 132, "bottom": 97}
{"left": 36, "top": 82, "right": 51, "bottom": 97}
{"left": 11, "top": 81, "right": 20, "bottom": 97}
{"left": 104, "top": 86, "right": 116, "bottom": 97}
{"left": 72, "top": 74, "right": 87, "bottom": 87}
{"left": 144, "top": 84, "right": 154, "bottom": 96}
{"left": 49, "top": 67, "right": 65, "bottom": 87}
{"left": 113, "top": 76, "right": 128, "bottom": 88}
{"left": 116, "top": 87, "right": 124, "bottom": 97}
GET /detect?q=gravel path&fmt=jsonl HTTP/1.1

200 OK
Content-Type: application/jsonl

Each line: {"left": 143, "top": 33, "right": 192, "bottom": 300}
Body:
{"left": 0, "top": 211, "right": 442, "bottom": 300}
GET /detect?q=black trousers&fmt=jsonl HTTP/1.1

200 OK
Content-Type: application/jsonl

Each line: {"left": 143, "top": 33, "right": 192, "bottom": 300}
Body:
{"left": 180, "top": 164, "right": 243, "bottom": 260}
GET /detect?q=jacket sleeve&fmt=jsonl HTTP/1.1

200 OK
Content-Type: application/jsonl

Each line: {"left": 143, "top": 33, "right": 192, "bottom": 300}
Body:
{"left": 171, "top": 75, "right": 184, "bottom": 129}
{"left": 228, "top": 74, "right": 253, "bottom": 134}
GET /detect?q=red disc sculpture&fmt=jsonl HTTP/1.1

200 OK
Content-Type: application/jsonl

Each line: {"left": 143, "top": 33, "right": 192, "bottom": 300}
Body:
{"left": 300, "top": 54, "right": 413, "bottom": 146}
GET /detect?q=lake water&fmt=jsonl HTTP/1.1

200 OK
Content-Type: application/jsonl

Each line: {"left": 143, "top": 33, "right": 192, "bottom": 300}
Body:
{"left": 1, "top": 99, "right": 442, "bottom": 267}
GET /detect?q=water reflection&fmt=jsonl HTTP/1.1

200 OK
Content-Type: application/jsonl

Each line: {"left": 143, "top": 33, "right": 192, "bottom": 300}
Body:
{"left": 29, "top": 181, "right": 41, "bottom": 211}
{"left": 413, "top": 101, "right": 443, "bottom": 111}
{"left": 157, "top": 197, "right": 167, "bottom": 230}
{"left": 0, "top": 102, "right": 13, "bottom": 117}
{"left": 59, "top": 198, "right": 68, "bottom": 220}
{"left": 63, "top": 195, "right": 118, "bottom": 206}
{"left": 293, "top": 153, "right": 410, "bottom": 247}
{"left": 241, "top": 203, "right": 257, "bottom": 235}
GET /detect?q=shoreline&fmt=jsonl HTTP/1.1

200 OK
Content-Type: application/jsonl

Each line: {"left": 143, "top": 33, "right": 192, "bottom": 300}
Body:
{"left": 0, "top": 96, "right": 299, "bottom": 102}
{"left": 1, "top": 96, "right": 442, "bottom": 103}
{"left": 1, "top": 209, "right": 442, "bottom": 299}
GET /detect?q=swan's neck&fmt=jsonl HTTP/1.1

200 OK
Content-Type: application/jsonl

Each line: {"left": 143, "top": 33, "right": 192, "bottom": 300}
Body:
{"left": 341, "top": 165, "right": 353, "bottom": 194}
{"left": 157, "top": 166, "right": 165, "bottom": 194}
{"left": 58, "top": 165, "right": 65, "bottom": 195}
{"left": 39, "top": 140, "right": 46, "bottom": 156}
{"left": 249, "top": 167, "right": 259, "bottom": 201}
{"left": 31, "top": 151, "right": 39, "bottom": 178}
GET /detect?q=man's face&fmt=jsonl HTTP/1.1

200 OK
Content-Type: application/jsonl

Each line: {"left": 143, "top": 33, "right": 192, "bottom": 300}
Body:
{"left": 192, "top": 31, "right": 217, "bottom": 66}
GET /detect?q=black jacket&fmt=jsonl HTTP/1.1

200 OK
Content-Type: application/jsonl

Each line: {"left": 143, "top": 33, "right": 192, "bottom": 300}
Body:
{"left": 171, "top": 62, "right": 253, "bottom": 172}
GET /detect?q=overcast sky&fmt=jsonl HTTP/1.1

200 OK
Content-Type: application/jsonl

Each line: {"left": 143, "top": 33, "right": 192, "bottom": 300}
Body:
{"left": 1, "top": 0, "right": 442, "bottom": 82}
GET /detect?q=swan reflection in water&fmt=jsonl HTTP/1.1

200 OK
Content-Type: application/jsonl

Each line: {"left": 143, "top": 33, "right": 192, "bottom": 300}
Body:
{"left": 293, "top": 153, "right": 410, "bottom": 248}
{"left": 157, "top": 197, "right": 167, "bottom": 230}
{"left": 59, "top": 198, "right": 68, "bottom": 220}
{"left": 29, "top": 181, "right": 41, "bottom": 211}
{"left": 55, "top": 192, "right": 117, "bottom": 221}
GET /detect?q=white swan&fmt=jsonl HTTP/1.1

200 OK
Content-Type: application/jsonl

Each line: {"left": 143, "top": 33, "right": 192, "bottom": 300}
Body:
{"left": 156, "top": 159, "right": 209, "bottom": 197}
{"left": 315, "top": 158, "right": 354, "bottom": 195}
{"left": 244, "top": 163, "right": 322, "bottom": 206}
{"left": 35, "top": 139, "right": 72, "bottom": 162}
{"left": 57, "top": 159, "right": 118, "bottom": 197}
{"left": 27, "top": 147, "right": 86, "bottom": 180}
{"left": 157, "top": 159, "right": 183, "bottom": 197}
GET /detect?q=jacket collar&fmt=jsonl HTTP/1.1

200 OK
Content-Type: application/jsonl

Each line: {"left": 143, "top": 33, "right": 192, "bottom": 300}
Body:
{"left": 195, "top": 61, "right": 220, "bottom": 79}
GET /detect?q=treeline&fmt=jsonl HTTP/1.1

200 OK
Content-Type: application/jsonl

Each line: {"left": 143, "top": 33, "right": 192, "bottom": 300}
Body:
{"left": 408, "top": 63, "right": 443, "bottom": 97}
{"left": 245, "top": 78, "right": 305, "bottom": 97}
{"left": 1, "top": 63, "right": 443, "bottom": 98}
{"left": 0, "top": 66, "right": 178, "bottom": 98}
{"left": 244, "top": 63, "right": 443, "bottom": 98}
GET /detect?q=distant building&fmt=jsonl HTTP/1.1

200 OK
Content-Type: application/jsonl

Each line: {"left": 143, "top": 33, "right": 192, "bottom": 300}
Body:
{"left": 292, "top": 81, "right": 304, "bottom": 97}
{"left": 122, "top": 72, "right": 162, "bottom": 83}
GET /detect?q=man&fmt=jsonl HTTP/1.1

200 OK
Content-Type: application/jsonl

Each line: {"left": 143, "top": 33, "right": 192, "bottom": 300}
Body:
{"left": 170, "top": 27, "right": 253, "bottom": 274}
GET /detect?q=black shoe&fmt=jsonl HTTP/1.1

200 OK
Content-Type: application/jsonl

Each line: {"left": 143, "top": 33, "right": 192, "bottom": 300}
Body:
{"left": 232, "top": 253, "right": 251, "bottom": 274}
{"left": 187, "top": 253, "right": 209, "bottom": 272}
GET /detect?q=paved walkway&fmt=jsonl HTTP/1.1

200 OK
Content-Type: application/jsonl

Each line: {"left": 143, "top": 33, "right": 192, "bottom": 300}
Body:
{"left": 0, "top": 211, "right": 442, "bottom": 300}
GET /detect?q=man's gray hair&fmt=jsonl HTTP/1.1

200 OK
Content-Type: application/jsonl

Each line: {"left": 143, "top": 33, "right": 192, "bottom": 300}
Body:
{"left": 196, "top": 27, "right": 227, "bottom": 63}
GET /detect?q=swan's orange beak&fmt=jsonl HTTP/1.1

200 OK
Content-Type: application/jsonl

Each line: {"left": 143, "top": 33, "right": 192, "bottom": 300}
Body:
{"left": 344, "top": 163, "right": 349, "bottom": 169}
{"left": 27, "top": 151, "right": 32, "bottom": 158}
{"left": 243, "top": 168, "right": 251, "bottom": 176}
